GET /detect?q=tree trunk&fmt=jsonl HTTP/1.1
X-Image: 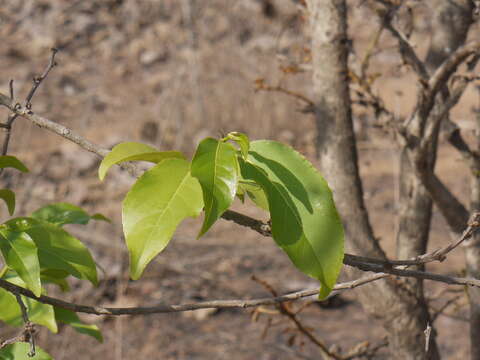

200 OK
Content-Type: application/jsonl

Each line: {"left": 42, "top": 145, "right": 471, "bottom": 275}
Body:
{"left": 467, "top": 107, "right": 480, "bottom": 359}
{"left": 306, "top": 1, "right": 439, "bottom": 358}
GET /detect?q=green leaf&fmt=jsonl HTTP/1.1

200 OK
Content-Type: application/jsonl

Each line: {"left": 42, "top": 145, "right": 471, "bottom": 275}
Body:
{"left": 0, "top": 228, "right": 41, "bottom": 297}
{"left": 0, "top": 272, "right": 57, "bottom": 333}
{"left": 54, "top": 307, "right": 103, "bottom": 342}
{"left": 0, "top": 189, "right": 15, "bottom": 216}
{"left": 31, "top": 203, "right": 110, "bottom": 226}
{"left": 242, "top": 141, "right": 344, "bottom": 299}
{"left": 191, "top": 138, "right": 239, "bottom": 237}
{"left": 238, "top": 180, "right": 269, "bottom": 211}
{"left": 223, "top": 132, "right": 250, "bottom": 159}
{"left": 91, "top": 213, "right": 111, "bottom": 223}
{"left": 236, "top": 183, "right": 246, "bottom": 203}
{"left": 4, "top": 218, "right": 98, "bottom": 286}
{"left": 41, "top": 269, "right": 70, "bottom": 292}
{"left": 99, "top": 142, "right": 185, "bottom": 180}
{"left": 123, "top": 158, "right": 203, "bottom": 280}
{"left": 0, "top": 156, "right": 29, "bottom": 172}
{"left": 0, "top": 343, "right": 53, "bottom": 360}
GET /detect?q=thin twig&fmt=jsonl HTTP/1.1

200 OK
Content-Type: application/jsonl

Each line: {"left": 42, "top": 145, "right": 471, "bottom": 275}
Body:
{"left": 252, "top": 275, "right": 343, "bottom": 360}
{"left": 24, "top": 48, "right": 58, "bottom": 109}
{"left": 1, "top": 262, "right": 480, "bottom": 317}
{"left": 378, "top": 6, "right": 429, "bottom": 81}
{"left": 430, "top": 295, "right": 463, "bottom": 323}
{"left": 0, "top": 273, "right": 385, "bottom": 316}
{"left": 345, "top": 212, "right": 480, "bottom": 267}
{"left": 0, "top": 48, "right": 58, "bottom": 159}
{"left": 14, "top": 294, "right": 35, "bottom": 357}
{"left": 254, "top": 79, "right": 315, "bottom": 108}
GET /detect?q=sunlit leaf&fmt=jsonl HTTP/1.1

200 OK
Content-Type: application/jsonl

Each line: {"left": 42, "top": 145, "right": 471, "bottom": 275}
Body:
{"left": 99, "top": 142, "right": 185, "bottom": 180}
{"left": 0, "top": 228, "right": 41, "bottom": 297}
{"left": 223, "top": 132, "right": 250, "bottom": 159}
{"left": 242, "top": 141, "right": 344, "bottom": 299}
{"left": 191, "top": 138, "right": 238, "bottom": 237}
{"left": 4, "top": 218, "right": 98, "bottom": 286}
{"left": 54, "top": 307, "right": 103, "bottom": 342}
{"left": 123, "top": 158, "right": 203, "bottom": 279}
{"left": 31, "top": 203, "right": 110, "bottom": 226}
{"left": 0, "top": 343, "right": 53, "bottom": 359}
{"left": 0, "top": 156, "right": 28, "bottom": 173}
{"left": 0, "top": 189, "right": 15, "bottom": 216}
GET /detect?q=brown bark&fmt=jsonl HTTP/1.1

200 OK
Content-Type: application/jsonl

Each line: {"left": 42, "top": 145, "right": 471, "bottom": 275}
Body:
{"left": 417, "top": 1, "right": 478, "bottom": 358}
{"left": 467, "top": 112, "right": 480, "bottom": 359}
{"left": 306, "top": 1, "right": 438, "bottom": 358}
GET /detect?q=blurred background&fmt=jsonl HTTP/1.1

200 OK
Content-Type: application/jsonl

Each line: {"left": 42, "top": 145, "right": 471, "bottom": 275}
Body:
{"left": 0, "top": 1, "right": 479, "bottom": 359}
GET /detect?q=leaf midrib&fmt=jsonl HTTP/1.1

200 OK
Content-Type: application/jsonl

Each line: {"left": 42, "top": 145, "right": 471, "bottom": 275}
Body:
{"left": 204, "top": 142, "right": 221, "bottom": 225}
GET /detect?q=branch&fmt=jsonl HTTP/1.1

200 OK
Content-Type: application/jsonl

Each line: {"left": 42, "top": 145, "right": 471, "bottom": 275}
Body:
{"left": 378, "top": 7, "right": 429, "bottom": 81}
{"left": 428, "top": 41, "right": 480, "bottom": 100}
{"left": 254, "top": 79, "right": 315, "bottom": 108}
{"left": 252, "top": 275, "right": 342, "bottom": 360}
{"left": 0, "top": 274, "right": 381, "bottom": 316}
{"left": 24, "top": 48, "right": 58, "bottom": 109}
{"left": 0, "top": 48, "right": 58, "bottom": 158}
{"left": 416, "top": 170, "right": 469, "bottom": 234}
{"left": 421, "top": 76, "right": 470, "bottom": 153}
{"left": 445, "top": 120, "right": 479, "bottom": 170}
{"left": 1, "top": 259, "right": 479, "bottom": 317}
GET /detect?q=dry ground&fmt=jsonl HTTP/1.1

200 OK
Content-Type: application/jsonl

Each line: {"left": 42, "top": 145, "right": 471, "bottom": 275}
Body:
{"left": 0, "top": 1, "right": 479, "bottom": 359}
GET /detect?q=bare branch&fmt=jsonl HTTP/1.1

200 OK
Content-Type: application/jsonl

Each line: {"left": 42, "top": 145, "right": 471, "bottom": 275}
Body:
{"left": 254, "top": 79, "right": 315, "bottom": 108}
{"left": 428, "top": 41, "right": 480, "bottom": 100}
{"left": 0, "top": 48, "right": 58, "bottom": 159}
{"left": 10, "top": 107, "right": 139, "bottom": 177}
{"left": 14, "top": 294, "right": 35, "bottom": 357}
{"left": 252, "top": 275, "right": 342, "bottom": 360}
{"left": 417, "top": 170, "right": 469, "bottom": 234}
{"left": 24, "top": 48, "right": 58, "bottom": 109}
{"left": 0, "top": 260, "right": 479, "bottom": 317}
{"left": 421, "top": 76, "right": 470, "bottom": 152}
{"left": 378, "top": 7, "right": 429, "bottom": 81}
{"left": 348, "top": 211, "right": 480, "bottom": 266}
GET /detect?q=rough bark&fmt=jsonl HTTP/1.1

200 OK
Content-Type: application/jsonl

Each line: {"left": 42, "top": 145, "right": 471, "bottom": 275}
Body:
{"left": 467, "top": 112, "right": 480, "bottom": 360}
{"left": 419, "top": 1, "right": 478, "bottom": 358}
{"left": 306, "top": 1, "right": 439, "bottom": 358}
